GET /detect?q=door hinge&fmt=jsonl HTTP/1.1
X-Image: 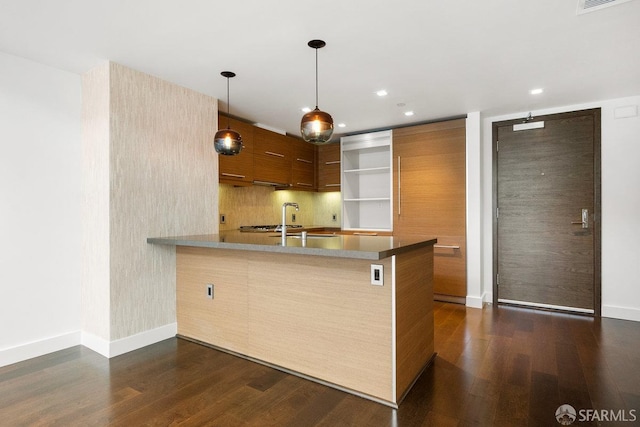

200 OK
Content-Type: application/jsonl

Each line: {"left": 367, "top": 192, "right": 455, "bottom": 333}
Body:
{"left": 497, "top": 273, "right": 500, "bottom": 285}
{"left": 496, "top": 140, "right": 499, "bottom": 152}
{"left": 496, "top": 207, "right": 500, "bottom": 219}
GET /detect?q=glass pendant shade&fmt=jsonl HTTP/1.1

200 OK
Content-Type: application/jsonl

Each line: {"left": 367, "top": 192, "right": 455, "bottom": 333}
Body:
{"left": 300, "top": 108, "right": 334, "bottom": 144}
{"left": 301, "top": 39, "right": 334, "bottom": 145}
{"left": 214, "top": 128, "right": 243, "bottom": 155}
{"left": 214, "top": 71, "right": 243, "bottom": 156}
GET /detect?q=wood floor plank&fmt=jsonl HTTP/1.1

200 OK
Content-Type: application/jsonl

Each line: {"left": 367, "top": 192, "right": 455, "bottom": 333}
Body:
{"left": 1, "top": 302, "right": 639, "bottom": 426}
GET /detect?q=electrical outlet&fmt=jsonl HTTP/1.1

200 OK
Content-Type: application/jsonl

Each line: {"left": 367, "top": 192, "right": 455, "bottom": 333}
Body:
{"left": 220, "top": 214, "right": 226, "bottom": 224}
{"left": 371, "top": 264, "right": 383, "bottom": 286}
{"left": 332, "top": 213, "right": 337, "bottom": 222}
{"left": 206, "top": 284, "right": 214, "bottom": 299}
{"left": 292, "top": 213, "right": 296, "bottom": 223}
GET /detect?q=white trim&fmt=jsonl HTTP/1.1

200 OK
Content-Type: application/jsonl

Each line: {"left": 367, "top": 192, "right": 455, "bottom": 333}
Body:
{"left": 82, "top": 323, "right": 177, "bottom": 358}
{"left": 391, "top": 255, "right": 397, "bottom": 404}
{"left": 0, "top": 324, "right": 179, "bottom": 367}
{"left": 466, "top": 294, "right": 485, "bottom": 309}
{"left": 80, "top": 331, "right": 110, "bottom": 357}
{"left": 465, "top": 112, "right": 483, "bottom": 311}
{"left": 110, "top": 323, "right": 177, "bottom": 358}
{"left": 0, "top": 331, "right": 81, "bottom": 368}
{"left": 602, "top": 305, "right": 640, "bottom": 322}
{"left": 498, "top": 298, "right": 595, "bottom": 314}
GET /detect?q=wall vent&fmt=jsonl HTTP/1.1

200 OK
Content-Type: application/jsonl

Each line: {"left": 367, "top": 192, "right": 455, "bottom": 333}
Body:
{"left": 577, "top": 0, "right": 636, "bottom": 14}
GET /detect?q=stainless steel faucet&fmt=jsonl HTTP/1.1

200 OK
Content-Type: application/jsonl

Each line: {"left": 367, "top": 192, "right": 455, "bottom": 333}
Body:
{"left": 281, "top": 202, "right": 299, "bottom": 245}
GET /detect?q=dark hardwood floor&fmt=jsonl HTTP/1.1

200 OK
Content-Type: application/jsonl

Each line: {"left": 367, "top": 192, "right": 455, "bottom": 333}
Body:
{"left": 1, "top": 302, "right": 639, "bottom": 426}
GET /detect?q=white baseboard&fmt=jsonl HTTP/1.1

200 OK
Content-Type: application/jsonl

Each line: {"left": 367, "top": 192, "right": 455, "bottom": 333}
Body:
{"left": 466, "top": 293, "right": 485, "bottom": 309}
{"left": 1, "top": 324, "right": 178, "bottom": 368}
{"left": 0, "top": 331, "right": 81, "bottom": 368}
{"left": 602, "top": 304, "right": 640, "bottom": 322}
{"left": 82, "top": 323, "right": 177, "bottom": 358}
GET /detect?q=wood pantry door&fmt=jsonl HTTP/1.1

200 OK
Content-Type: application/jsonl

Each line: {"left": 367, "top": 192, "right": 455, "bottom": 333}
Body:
{"left": 494, "top": 109, "right": 601, "bottom": 314}
{"left": 393, "top": 119, "right": 467, "bottom": 301}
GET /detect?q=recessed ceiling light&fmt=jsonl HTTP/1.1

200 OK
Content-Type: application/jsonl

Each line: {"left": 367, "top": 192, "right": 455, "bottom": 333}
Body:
{"left": 529, "top": 88, "right": 544, "bottom": 95}
{"left": 301, "top": 107, "right": 312, "bottom": 113}
{"left": 338, "top": 123, "right": 346, "bottom": 128}
{"left": 376, "top": 90, "right": 388, "bottom": 97}
{"left": 404, "top": 111, "right": 414, "bottom": 116}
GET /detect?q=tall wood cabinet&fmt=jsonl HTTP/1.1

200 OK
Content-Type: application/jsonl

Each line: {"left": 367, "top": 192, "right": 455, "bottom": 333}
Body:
{"left": 393, "top": 119, "right": 467, "bottom": 301}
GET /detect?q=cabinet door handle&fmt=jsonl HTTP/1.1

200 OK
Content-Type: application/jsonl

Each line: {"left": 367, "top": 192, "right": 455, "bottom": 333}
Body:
{"left": 325, "top": 183, "right": 340, "bottom": 187}
{"left": 221, "top": 172, "right": 246, "bottom": 179}
{"left": 296, "top": 158, "right": 312, "bottom": 164}
{"left": 397, "top": 156, "right": 401, "bottom": 217}
{"left": 434, "top": 244, "right": 461, "bottom": 249}
{"left": 265, "top": 151, "right": 284, "bottom": 158}
{"left": 353, "top": 232, "right": 378, "bottom": 236}
{"left": 296, "top": 182, "right": 313, "bottom": 187}
{"left": 325, "top": 160, "right": 340, "bottom": 165}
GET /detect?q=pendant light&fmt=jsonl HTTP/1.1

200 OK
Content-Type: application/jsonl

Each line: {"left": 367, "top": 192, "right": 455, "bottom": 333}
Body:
{"left": 300, "top": 39, "right": 334, "bottom": 145}
{"left": 214, "top": 71, "right": 243, "bottom": 156}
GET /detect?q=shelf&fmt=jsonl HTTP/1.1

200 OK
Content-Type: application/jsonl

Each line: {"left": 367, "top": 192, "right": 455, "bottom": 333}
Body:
{"left": 343, "top": 166, "right": 391, "bottom": 174}
{"left": 341, "top": 130, "right": 393, "bottom": 231}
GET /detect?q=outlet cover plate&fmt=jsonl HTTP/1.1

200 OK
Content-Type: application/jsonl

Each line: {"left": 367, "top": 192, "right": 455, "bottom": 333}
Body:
{"left": 371, "top": 264, "right": 383, "bottom": 286}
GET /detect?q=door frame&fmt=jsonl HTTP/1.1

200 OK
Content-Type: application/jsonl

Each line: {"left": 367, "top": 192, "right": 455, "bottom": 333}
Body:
{"left": 491, "top": 108, "right": 602, "bottom": 316}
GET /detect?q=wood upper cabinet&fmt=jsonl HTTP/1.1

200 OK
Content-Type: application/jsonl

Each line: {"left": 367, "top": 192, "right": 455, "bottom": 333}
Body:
{"left": 290, "top": 137, "right": 315, "bottom": 190}
{"left": 218, "top": 115, "right": 254, "bottom": 186}
{"left": 393, "top": 119, "right": 467, "bottom": 300}
{"left": 253, "top": 127, "right": 292, "bottom": 186}
{"left": 316, "top": 142, "right": 341, "bottom": 192}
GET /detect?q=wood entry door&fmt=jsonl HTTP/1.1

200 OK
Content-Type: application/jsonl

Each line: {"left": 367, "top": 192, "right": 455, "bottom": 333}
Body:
{"left": 495, "top": 109, "right": 600, "bottom": 314}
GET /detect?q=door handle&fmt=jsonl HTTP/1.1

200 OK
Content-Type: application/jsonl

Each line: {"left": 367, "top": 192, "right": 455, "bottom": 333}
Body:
{"left": 397, "top": 156, "right": 401, "bottom": 217}
{"left": 571, "top": 209, "right": 589, "bottom": 229}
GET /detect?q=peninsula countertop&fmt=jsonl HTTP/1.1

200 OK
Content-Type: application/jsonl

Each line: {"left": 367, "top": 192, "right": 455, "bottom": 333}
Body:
{"left": 147, "top": 231, "right": 437, "bottom": 260}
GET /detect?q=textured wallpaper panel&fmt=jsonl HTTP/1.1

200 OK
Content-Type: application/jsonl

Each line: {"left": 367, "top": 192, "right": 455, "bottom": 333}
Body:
{"left": 109, "top": 63, "right": 218, "bottom": 340}
{"left": 81, "top": 64, "right": 111, "bottom": 339}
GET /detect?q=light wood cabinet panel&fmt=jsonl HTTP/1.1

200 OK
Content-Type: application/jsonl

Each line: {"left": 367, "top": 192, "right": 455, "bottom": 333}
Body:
{"left": 395, "top": 245, "right": 434, "bottom": 398}
{"left": 253, "top": 127, "right": 292, "bottom": 186}
{"left": 218, "top": 115, "right": 254, "bottom": 186}
{"left": 393, "top": 119, "right": 467, "bottom": 299}
{"left": 317, "top": 142, "right": 341, "bottom": 191}
{"left": 290, "top": 136, "right": 316, "bottom": 190}
{"left": 246, "top": 252, "right": 394, "bottom": 402}
{"left": 176, "top": 247, "right": 248, "bottom": 354}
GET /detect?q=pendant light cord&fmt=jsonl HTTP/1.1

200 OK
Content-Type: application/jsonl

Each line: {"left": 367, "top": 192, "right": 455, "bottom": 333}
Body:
{"left": 226, "top": 77, "right": 231, "bottom": 129}
{"left": 315, "top": 47, "right": 319, "bottom": 109}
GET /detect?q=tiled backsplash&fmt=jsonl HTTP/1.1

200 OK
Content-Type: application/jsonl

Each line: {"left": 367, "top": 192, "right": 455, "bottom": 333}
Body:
{"left": 219, "top": 184, "right": 341, "bottom": 230}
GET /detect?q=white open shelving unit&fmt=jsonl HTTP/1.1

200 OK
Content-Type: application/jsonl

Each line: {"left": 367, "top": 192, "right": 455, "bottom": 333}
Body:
{"left": 341, "top": 130, "right": 393, "bottom": 232}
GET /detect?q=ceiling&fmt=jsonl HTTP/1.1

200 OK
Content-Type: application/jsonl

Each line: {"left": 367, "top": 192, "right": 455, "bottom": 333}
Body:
{"left": 1, "top": 0, "right": 639, "bottom": 139}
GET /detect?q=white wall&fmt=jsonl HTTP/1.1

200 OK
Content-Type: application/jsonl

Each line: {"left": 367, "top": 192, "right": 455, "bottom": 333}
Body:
{"left": 0, "top": 52, "right": 82, "bottom": 366}
{"left": 481, "top": 96, "right": 640, "bottom": 322}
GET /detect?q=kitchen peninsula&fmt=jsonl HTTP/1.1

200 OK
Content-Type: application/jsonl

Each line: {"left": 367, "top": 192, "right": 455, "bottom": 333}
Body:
{"left": 147, "top": 231, "right": 437, "bottom": 407}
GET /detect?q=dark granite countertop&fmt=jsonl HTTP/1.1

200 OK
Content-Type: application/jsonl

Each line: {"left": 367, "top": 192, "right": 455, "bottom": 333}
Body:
{"left": 147, "top": 230, "right": 437, "bottom": 260}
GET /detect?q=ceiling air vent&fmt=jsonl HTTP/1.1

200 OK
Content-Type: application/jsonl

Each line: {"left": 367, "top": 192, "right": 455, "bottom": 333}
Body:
{"left": 577, "top": 0, "right": 636, "bottom": 14}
